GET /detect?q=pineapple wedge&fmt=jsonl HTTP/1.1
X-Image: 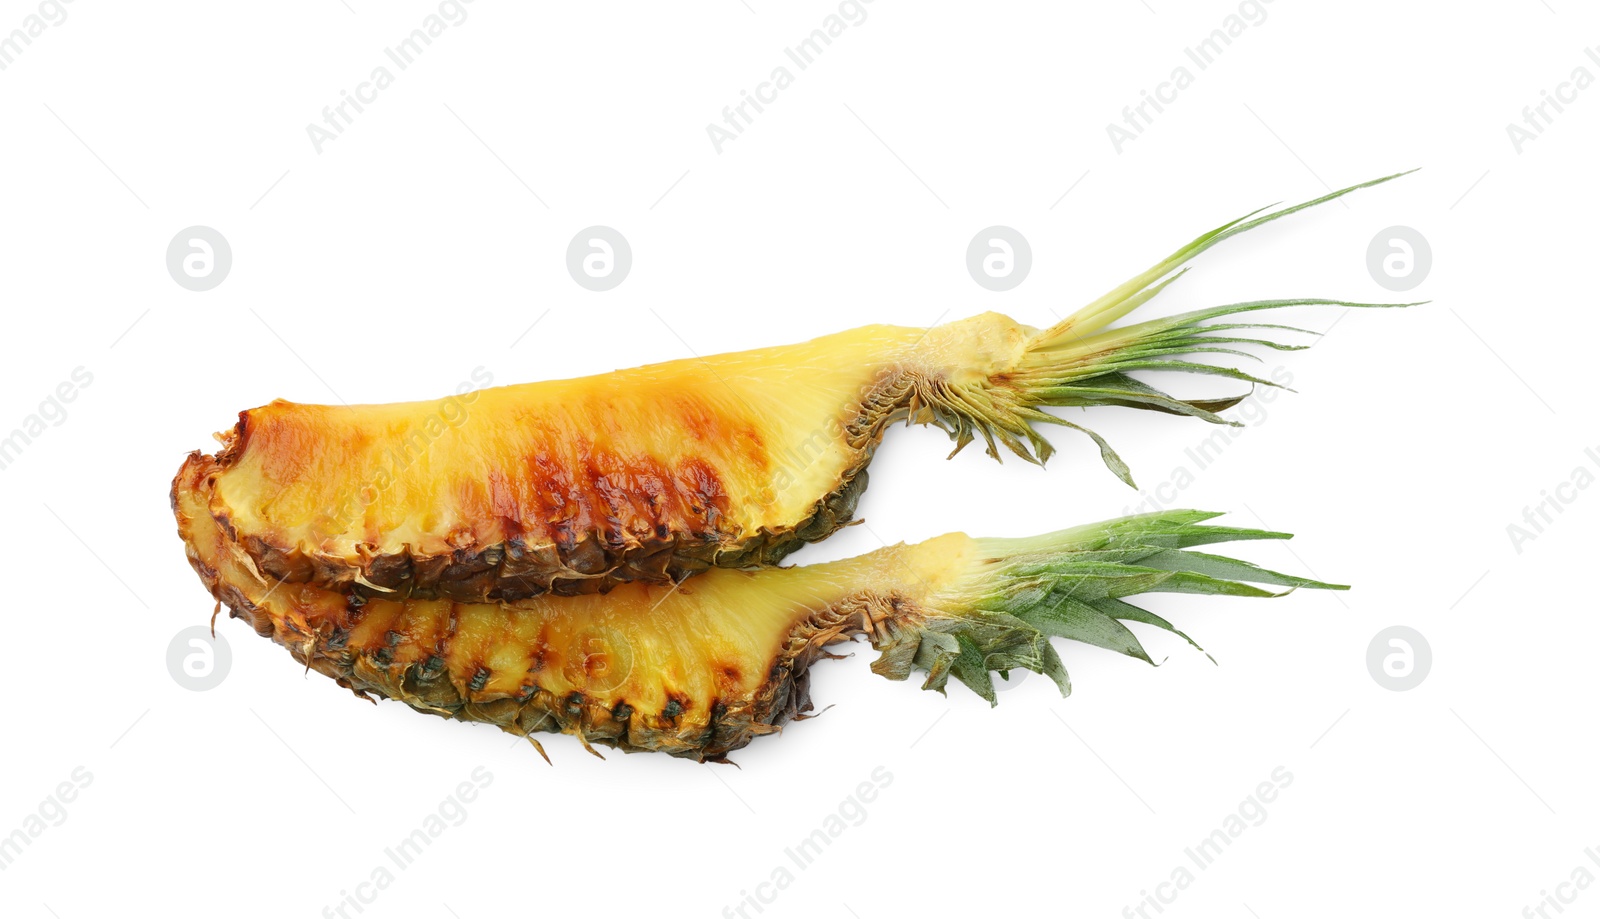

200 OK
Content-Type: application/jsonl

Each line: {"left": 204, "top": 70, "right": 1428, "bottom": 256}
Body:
{"left": 175, "top": 453, "right": 1342, "bottom": 762}
{"left": 192, "top": 173, "right": 1411, "bottom": 602}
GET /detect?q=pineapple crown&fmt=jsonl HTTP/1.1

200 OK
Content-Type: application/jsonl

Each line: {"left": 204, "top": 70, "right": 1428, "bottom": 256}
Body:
{"left": 911, "top": 171, "right": 1423, "bottom": 487}
{"left": 867, "top": 510, "right": 1344, "bottom": 704}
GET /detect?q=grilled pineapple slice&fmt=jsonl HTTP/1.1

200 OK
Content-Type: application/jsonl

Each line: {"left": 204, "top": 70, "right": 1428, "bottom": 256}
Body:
{"left": 191, "top": 173, "right": 1410, "bottom": 602}
{"left": 176, "top": 453, "right": 1342, "bottom": 762}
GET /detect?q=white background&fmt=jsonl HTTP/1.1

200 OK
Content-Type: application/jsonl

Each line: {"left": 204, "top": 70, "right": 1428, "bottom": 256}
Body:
{"left": 1, "top": 2, "right": 1594, "bottom": 917}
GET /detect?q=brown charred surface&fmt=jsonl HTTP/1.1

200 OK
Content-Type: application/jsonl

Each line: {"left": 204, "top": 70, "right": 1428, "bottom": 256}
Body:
{"left": 174, "top": 453, "right": 901, "bottom": 762}
{"left": 200, "top": 366, "right": 920, "bottom": 604}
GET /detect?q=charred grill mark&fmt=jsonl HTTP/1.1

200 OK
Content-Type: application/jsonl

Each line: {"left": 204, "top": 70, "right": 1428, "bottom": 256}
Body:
{"left": 530, "top": 450, "right": 575, "bottom": 531}
{"left": 562, "top": 437, "right": 600, "bottom": 551}
{"left": 585, "top": 451, "right": 630, "bottom": 537}
{"left": 633, "top": 455, "right": 673, "bottom": 523}
{"left": 674, "top": 457, "right": 730, "bottom": 546}
{"left": 486, "top": 469, "right": 524, "bottom": 541}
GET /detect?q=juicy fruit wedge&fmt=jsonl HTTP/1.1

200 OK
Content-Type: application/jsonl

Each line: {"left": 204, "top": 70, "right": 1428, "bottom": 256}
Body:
{"left": 176, "top": 454, "right": 1344, "bottom": 762}
{"left": 190, "top": 172, "right": 1413, "bottom": 602}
